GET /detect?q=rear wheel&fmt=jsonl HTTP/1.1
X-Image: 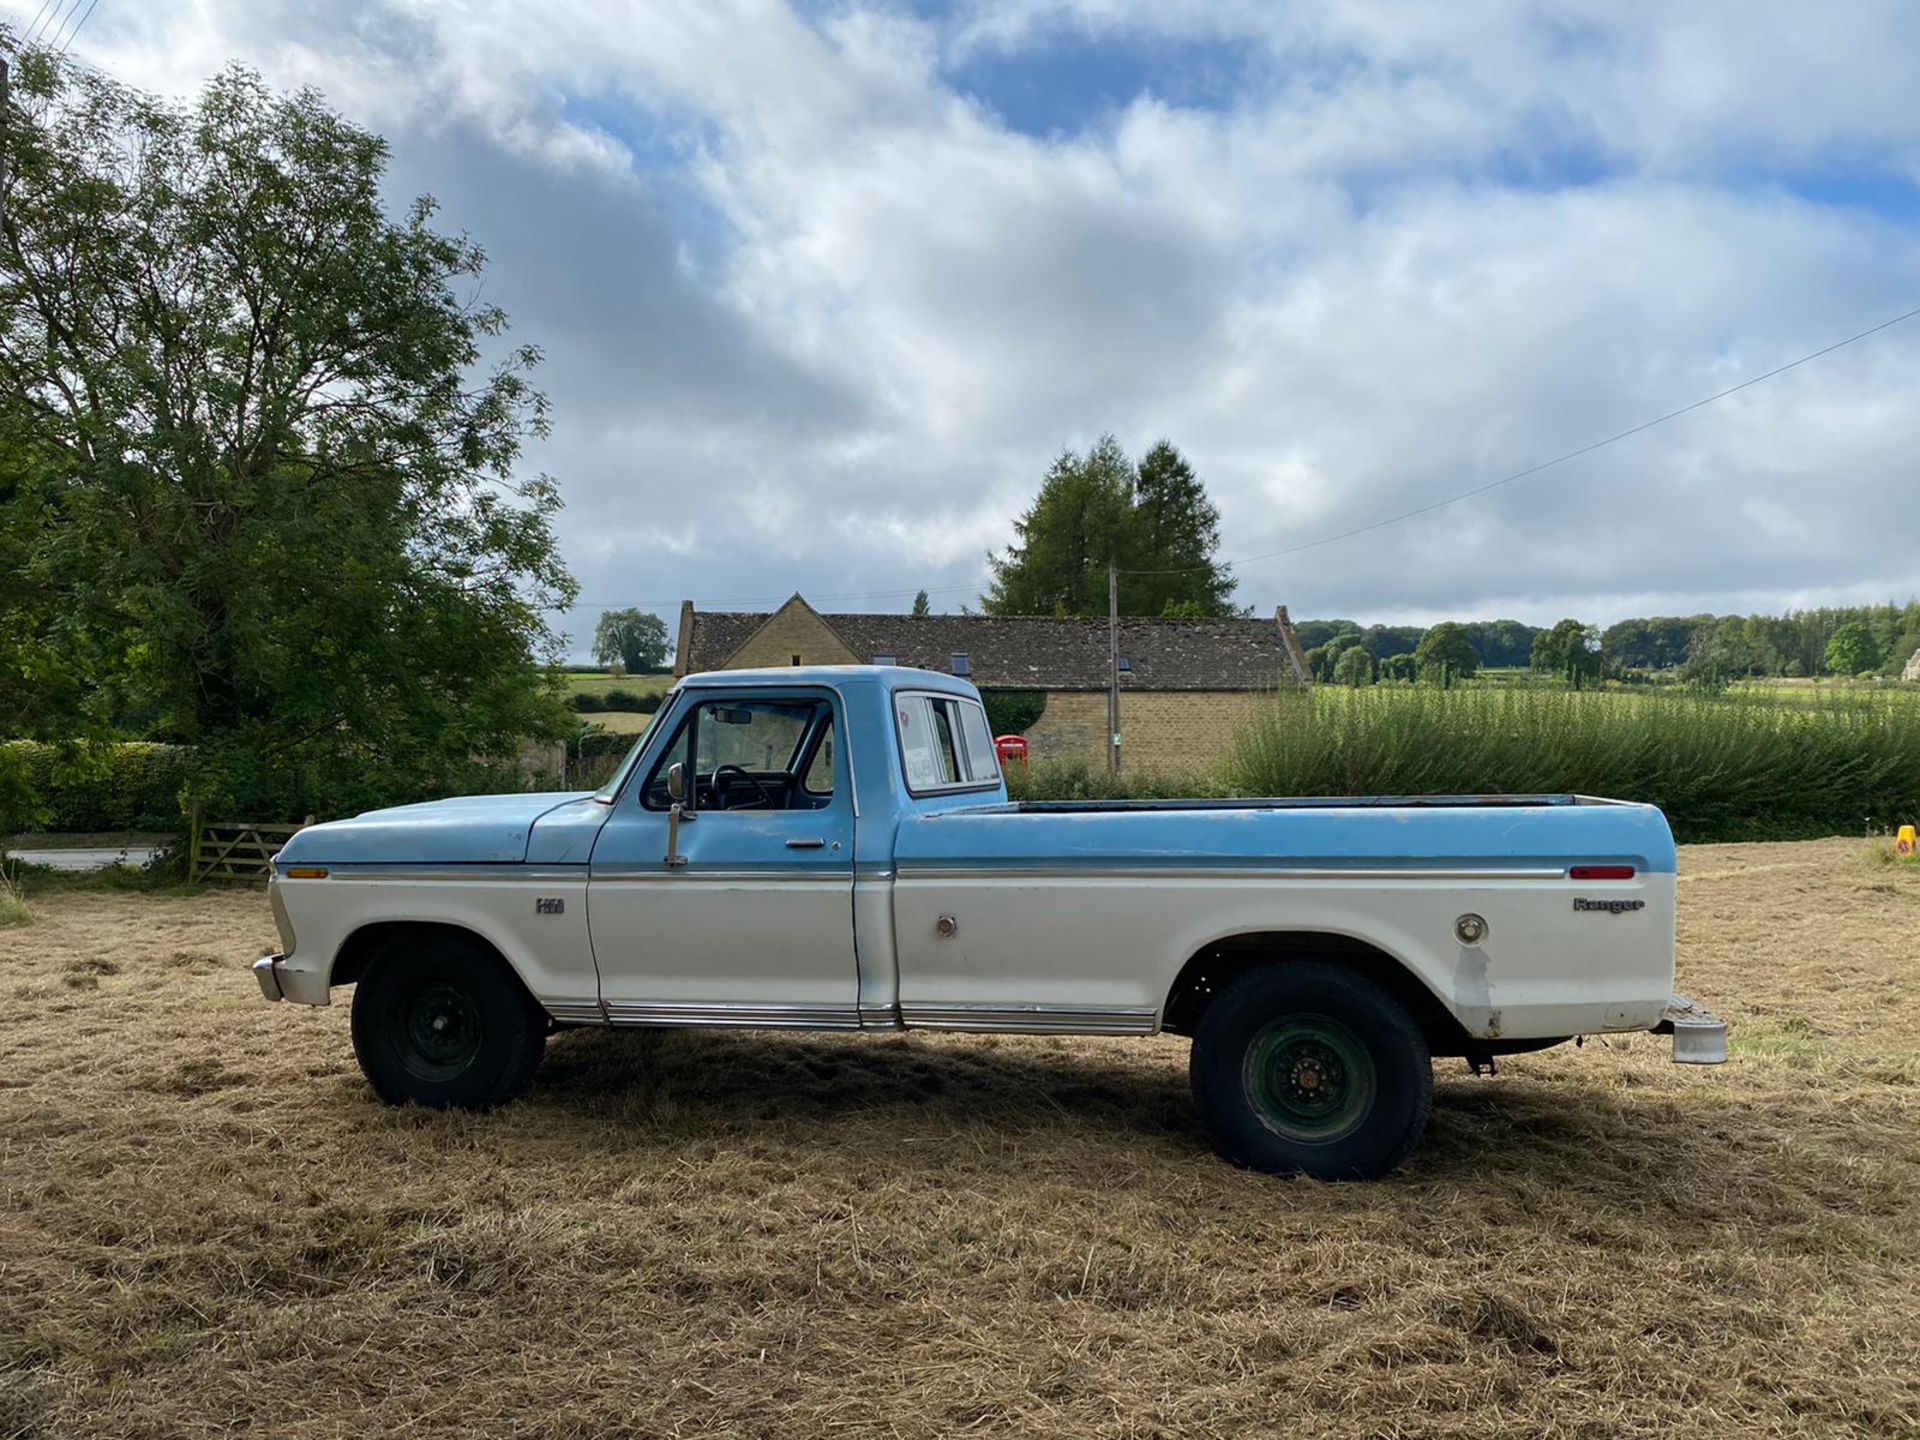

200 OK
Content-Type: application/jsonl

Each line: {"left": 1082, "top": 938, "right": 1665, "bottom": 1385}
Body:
{"left": 350, "top": 936, "right": 547, "bottom": 1110}
{"left": 1190, "top": 962, "right": 1432, "bottom": 1180}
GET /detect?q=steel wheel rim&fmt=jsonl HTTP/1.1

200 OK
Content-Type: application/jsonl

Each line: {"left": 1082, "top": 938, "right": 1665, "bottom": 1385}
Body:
{"left": 1243, "top": 1013, "right": 1377, "bottom": 1143}
{"left": 402, "top": 981, "right": 482, "bottom": 1081}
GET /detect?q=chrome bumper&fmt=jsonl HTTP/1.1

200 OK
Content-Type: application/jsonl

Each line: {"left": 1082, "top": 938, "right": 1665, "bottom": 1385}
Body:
{"left": 252, "top": 954, "right": 285, "bottom": 1002}
{"left": 1653, "top": 992, "right": 1727, "bottom": 1064}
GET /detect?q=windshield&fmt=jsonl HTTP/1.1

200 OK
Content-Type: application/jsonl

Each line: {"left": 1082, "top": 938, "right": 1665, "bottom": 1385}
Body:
{"left": 593, "top": 690, "right": 675, "bottom": 802}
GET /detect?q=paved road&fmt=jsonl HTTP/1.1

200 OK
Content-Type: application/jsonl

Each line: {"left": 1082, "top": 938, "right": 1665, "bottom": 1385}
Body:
{"left": 7, "top": 846, "right": 159, "bottom": 871}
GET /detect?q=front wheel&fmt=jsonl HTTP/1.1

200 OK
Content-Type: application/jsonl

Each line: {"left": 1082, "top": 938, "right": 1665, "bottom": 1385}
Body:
{"left": 1189, "top": 962, "right": 1432, "bottom": 1180}
{"left": 350, "top": 937, "right": 547, "bottom": 1110}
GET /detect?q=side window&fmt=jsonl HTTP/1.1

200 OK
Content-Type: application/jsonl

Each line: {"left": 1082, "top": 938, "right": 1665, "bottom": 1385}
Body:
{"left": 897, "top": 696, "right": 954, "bottom": 790}
{"left": 957, "top": 701, "right": 1001, "bottom": 784}
{"left": 896, "top": 693, "right": 999, "bottom": 793}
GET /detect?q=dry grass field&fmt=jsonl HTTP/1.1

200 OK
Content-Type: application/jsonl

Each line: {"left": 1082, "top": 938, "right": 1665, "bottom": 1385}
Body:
{"left": 3, "top": 839, "right": 1918, "bottom": 1438}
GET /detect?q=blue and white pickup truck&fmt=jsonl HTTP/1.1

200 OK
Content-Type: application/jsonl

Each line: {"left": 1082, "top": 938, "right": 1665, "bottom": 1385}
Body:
{"left": 253, "top": 664, "right": 1725, "bottom": 1179}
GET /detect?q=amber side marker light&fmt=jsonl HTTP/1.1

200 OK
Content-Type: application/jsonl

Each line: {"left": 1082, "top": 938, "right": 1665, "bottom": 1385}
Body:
{"left": 1568, "top": 865, "right": 1635, "bottom": 881}
{"left": 284, "top": 867, "right": 330, "bottom": 880}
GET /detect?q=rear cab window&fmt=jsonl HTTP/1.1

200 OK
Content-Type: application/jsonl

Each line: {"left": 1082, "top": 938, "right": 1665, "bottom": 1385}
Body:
{"left": 895, "top": 691, "right": 1002, "bottom": 795}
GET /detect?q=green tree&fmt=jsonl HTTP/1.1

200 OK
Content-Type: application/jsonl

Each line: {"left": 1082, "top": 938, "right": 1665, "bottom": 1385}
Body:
{"left": 0, "top": 48, "right": 574, "bottom": 817}
{"left": 1414, "top": 623, "right": 1480, "bottom": 686}
{"left": 1125, "top": 440, "right": 1236, "bottom": 616}
{"left": 984, "top": 435, "right": 1135, "bottom": 616}
{"left": 983, "top": 436, "right": 1238, "bottom": 617}
{"left": 1333, "top": 645, "right": 1373, "bottom": 687}
{"left": 593, "top": 609, "right": 669, "bottom": 672}
{"left": 911, "top": 589, "right": 931, "bottom": 617}
{"left": 1531, "top": 618, "right": 1604, "bottom": 688}
{"left": 1379, "top": 652, "right": 1417, "bottom": 682}
{"left": 1824, "top": 622, "right": 1881, "bottom": 677}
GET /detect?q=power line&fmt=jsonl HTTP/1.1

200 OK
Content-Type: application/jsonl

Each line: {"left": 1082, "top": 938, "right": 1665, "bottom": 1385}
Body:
{"left": 50, "top": 0, "right": 99, "bottom": 53}
{"left": 26, "top": 0, "right": 78, "bottom": 46}
{"left": 18, "top": 0, "right": 59, "bottom": 45}
{"left": 1120, "top": 300, "right": 1920, "bottom": 576}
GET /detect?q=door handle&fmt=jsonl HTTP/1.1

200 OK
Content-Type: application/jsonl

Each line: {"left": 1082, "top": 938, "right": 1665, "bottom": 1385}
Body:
{"left": 785, "top": 838, "right": 826, "bottom": 850}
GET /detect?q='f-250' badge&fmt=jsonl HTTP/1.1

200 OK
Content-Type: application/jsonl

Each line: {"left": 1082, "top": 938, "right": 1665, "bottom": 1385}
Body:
{"left": 535, "top": 897, "right": 565, "bottom": 915}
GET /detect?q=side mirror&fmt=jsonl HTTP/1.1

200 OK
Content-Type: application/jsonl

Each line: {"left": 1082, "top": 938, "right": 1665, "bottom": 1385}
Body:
{"left": 664, "top": 762, "right": 689, "bottom": 867}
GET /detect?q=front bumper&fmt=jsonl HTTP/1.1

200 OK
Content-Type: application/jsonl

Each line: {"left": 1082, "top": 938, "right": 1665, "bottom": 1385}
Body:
{"left": 253, "top": 954, "right": 286, "bottom": 1002}
{"left": 1653, "top": 991, "right": 1728, "bottom": 1064}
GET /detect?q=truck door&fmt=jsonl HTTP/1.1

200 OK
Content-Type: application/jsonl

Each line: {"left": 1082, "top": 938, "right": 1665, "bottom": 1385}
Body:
{"left": 586, "top": 688, "right": 859, "bottom": 1027}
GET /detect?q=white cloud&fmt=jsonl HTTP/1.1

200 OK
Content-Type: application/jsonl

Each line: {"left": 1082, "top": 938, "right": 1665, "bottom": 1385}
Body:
{"left": 38, "top": 0, "right": 1920, "bottom": 642}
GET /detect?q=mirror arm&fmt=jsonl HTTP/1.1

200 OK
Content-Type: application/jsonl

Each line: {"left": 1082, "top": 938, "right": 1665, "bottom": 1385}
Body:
{"left": 664, "top": 760, "right": 692, "bottom": 866}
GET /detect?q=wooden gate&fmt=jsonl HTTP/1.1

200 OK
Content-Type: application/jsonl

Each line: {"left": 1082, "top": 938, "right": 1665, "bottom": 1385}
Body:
{"left": 187, "top": 807, "right": 313, "bottom": 883}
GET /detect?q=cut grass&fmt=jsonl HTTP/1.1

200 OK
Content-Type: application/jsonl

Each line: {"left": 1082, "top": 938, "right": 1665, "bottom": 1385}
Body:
{"left": 1, "top": 839, "right": 1917, "bottom": 1437}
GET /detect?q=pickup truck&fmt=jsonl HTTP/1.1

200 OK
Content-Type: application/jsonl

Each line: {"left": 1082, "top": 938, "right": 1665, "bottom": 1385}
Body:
{"left": 253, "top": 664, "right": 1726, "bottom": 1180}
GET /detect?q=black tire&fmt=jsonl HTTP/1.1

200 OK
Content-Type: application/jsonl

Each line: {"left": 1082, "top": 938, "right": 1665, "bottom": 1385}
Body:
{"left": 1189, "top": 962, "right": 1432, "bottom": 1180}
{"left": 350, "top": 935, "right": 547, "bottom": 1110}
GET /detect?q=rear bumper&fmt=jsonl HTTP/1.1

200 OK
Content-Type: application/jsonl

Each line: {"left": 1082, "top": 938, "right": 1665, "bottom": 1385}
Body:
{"left": 252, "top": 955, "right": 285, "bottom": 1002}
{"left": 1652, "top": 992, "right": 1728, "bottom": 1064}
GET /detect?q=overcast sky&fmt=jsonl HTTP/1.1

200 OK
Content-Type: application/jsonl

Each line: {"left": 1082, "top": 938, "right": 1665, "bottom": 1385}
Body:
{"left": 30, "top": 0, "right": 1920, "bottom": 647}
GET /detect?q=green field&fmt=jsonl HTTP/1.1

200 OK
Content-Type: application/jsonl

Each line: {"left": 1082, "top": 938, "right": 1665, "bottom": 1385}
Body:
{"left": 563, "top": 670, "right": 674, "bottom": 699}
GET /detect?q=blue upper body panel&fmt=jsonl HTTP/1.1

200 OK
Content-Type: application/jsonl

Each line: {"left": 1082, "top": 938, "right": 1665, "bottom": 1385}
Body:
{"left": 893, "top": 796, "right": 1677, "bottom": 875}
{"left": 270, "top": 665, "right": 1676, "bottom": 874}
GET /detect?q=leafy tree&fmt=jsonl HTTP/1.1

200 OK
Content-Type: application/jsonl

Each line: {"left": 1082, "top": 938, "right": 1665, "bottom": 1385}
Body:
{"left": 1462, "top": 619, "right": 1538, "bottom": 669}
{"left": 593, "top": 609, "right": 669, "bottom": 673}
{"left": 1602, "top": 616, "right": 1704, "bottom": 671}
{"left": 984, "top": 436, "right": 1134, "bottom": 616}
{"left": 984, "top": 436, "right": 1237, "bottom": 617}
{"left": 1380, "top": 652, "right": 1417, "bottom": 683}
{"left": 1126, "top": 440, "right": 1236, "bottom": 616}
{"left": 1532, "top": 618, "right": 1604, "bottom": 688}
{"left": 1414, "top": 623, "right": 1480, "bottom": 686}
{"left": 1333, "top": 645, "right": 1373, "bottom": 687}
{"left": 0, "top": 49, "right": 574, "bottom": 817}
{"left": 1824, "top": 622, "right": 1881, "bottom": 677}
{"left": 1293, "top": 619, "right": 1361, "bottom": 650}
{"left": 911, "top": 589, "right": 931, "bottom": 617}
{"left": 1304, "top": 632, "right": 1365, "bottom": 682}
{"left": 1354, "top": 625, "right": 1426, "bottom": 661}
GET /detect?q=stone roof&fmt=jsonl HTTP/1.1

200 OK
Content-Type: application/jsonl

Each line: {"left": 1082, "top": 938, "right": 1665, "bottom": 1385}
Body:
{"left": 683, "top": 602, "right": 1304, "bottom": 691}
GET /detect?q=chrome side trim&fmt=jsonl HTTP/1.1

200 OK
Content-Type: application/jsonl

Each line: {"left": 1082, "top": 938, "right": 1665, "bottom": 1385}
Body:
{"left": 895, "top": 865, "right": 1571, "bottom": 883}
{"left": 858, "top": 1003, "right": 903, "bottom": 1030}
{"left": 589, "top": 868, "right": 852, "bottom": 884}
{"left": 902, "top": 1004, "right": 1158, "bottom": 1036}
{"left": 544, "top": 1000, "right": 607, "bottom": 1025}
{"left": 314, "top": 865, "right": 588, "bottom": 882}
{"left": 603, "top": 1002, "right": 863, "bottom": 1030}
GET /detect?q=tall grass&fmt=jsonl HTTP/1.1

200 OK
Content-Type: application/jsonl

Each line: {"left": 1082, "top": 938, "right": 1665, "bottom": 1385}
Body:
{"left": 1224, "top": 687, "right": 1920, "bottom": 842}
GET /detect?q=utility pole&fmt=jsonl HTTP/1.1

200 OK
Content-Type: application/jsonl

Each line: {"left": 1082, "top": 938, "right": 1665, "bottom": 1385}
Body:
{"left": 1107, "top": 563, "right": 1121, "bottom": 774}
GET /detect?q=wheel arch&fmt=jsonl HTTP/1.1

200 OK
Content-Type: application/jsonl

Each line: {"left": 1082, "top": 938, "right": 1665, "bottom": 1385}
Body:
{"left": 330, "top": 919, "right": 535, "bottom": 1003}
{"left": 1161, "top": 928, "right": 1477, "bottom": 1057}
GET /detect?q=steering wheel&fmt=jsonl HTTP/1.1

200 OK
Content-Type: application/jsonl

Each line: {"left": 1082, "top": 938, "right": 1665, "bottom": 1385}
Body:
{"left": 711, "top": 763, "right": 776, "bottom": 810}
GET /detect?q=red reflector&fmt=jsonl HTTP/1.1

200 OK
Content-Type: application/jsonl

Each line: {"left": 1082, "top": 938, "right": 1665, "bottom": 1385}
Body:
{"left": 1569, "top": 865, "right": 1635, "bottom": 881}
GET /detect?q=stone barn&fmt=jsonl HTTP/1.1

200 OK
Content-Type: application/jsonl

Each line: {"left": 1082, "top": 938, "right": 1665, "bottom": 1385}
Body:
{"left": 674, "top": 594, "right": 1310, "bottom": 774}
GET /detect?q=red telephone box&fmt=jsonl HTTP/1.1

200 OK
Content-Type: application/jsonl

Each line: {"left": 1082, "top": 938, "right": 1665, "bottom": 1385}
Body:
{"left": 995, "top": 734, "right": 1029, "bottom": 768}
